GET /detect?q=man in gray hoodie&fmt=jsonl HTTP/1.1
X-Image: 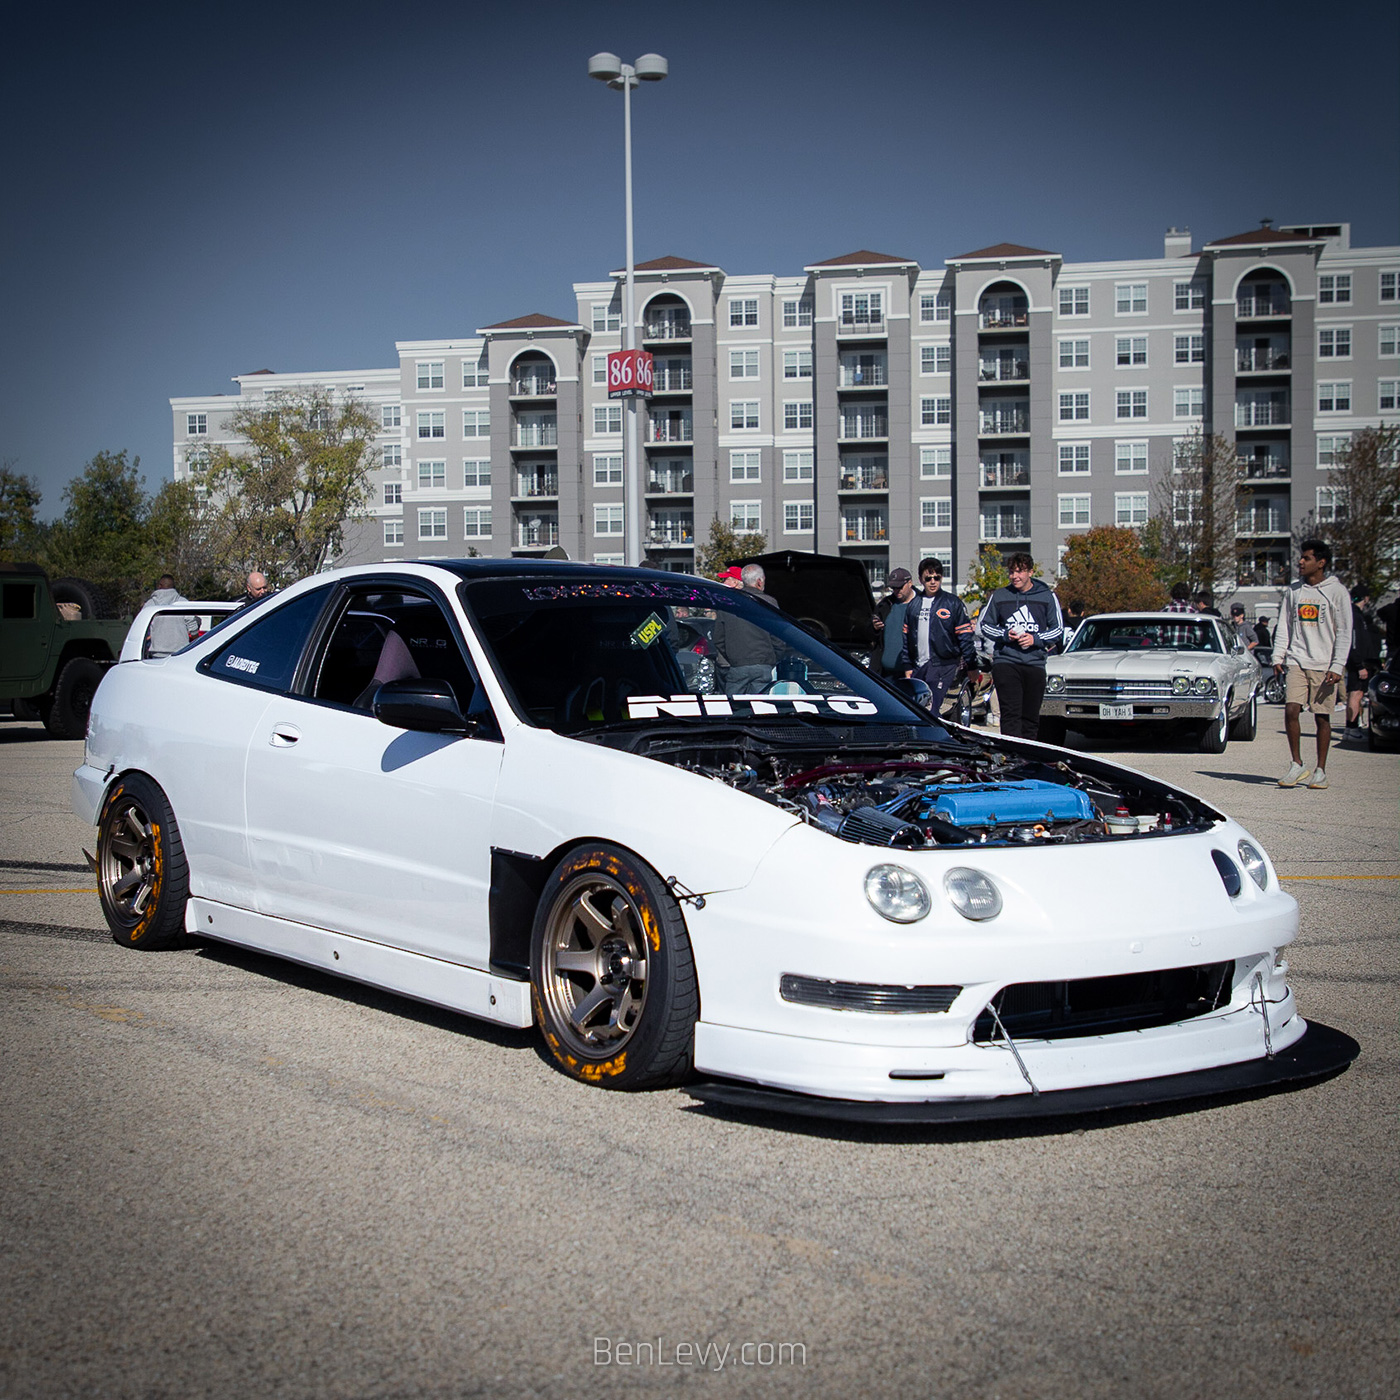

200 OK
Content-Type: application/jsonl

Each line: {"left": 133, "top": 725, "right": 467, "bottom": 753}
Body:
{"left": 144, "top": 575, "right": 198, "bottom": 657}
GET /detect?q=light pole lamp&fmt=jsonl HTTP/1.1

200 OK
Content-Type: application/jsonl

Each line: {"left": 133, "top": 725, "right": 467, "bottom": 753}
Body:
{"left": 588, "top": 51, "right": 668, "bottom": 567}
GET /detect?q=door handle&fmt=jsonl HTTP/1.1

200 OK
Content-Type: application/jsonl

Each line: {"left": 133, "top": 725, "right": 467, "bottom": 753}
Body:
{"left": 269, "top": 725, "right": 301, "bottom": 747}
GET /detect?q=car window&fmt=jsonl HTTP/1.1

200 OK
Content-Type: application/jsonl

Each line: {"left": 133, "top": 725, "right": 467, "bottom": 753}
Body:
{"left": 203, "top": 588, "right": 332, "bottom": 693}
{"left": 1069, "top": 620, "right": 1221, "bottom": 654}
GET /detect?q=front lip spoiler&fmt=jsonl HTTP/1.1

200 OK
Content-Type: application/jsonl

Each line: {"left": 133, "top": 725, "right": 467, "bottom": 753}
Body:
{"left": 684, "top": 1020, "right": 1359, "bottom": 1125}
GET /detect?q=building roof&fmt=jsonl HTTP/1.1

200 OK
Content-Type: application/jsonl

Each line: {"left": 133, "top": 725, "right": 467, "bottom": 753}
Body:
{"left": 478, "top": 312, "right": 581, "bottom": 331}
{"left": 1204, "top": 226, "right": 1324, "bottom": 248}
{"left": 242, "top": 368, "right": 277, "bottom": 375}
{"left": 629, "top": 255, "right": 719, "bottom": 272}
{"left": 805, "top": 249, "right": 918, "bottom": 269}
{"left": 949, "top": 242, "right": 1058, "bottom": 261}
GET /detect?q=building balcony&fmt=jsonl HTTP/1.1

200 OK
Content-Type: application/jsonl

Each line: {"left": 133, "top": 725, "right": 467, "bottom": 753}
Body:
{"left": 838, "top": 414, "right": 889, "bottom": 441}
{"left": 1236, "top": 291, "right": 1291, "bottom": 319}
{"left": 510, "top": 374, "right": 557, "bottom": 397}
{"left": 1238, "top": 455, "right": 1291, "bottom": 481}
{"left": 837, "top": 312, "right": 885, "bottom": 336}
{"left": 514, "top": 517, "right": 560, "bottom": 549}
{"left": 512, "top": 472, "right": 558, "bottom": 499}
{"left": 979, "top": 408, "right": 1030, "bottom": 435}
{"left": 839, "top": 464, "right": 889, "bottom": 491}
{"left": 1236, "top": 509, "right": 1291, "bottom": 536}
{"left": 980, "top": 515, "right": 1031, "bottom": 542}
{"left": 980, "top": 310, "right": 1029, "bottom": 330}
{"left": 839, "top": 358, "right": 888, "bottom": 388}
{"left": 647, "top": 414, "right": 693, "bottom": 445}
{"left": 1235, "top": 401, "right": 1290, "bottom": 429}
{"left": 512, "top": 418, "right": 558, "bottom": 448}
{"left": 979, "top": 358, "right": 1029, "bottom": 382}
{"left": 646, "top": 469, "right": 694, "bottom": 495}
{"left": 643, "top": 316, "right": 692, "bottom": 341}
{"left": 651, "top": 366, "right": 693, "bottom": 392}
{"left": 1236, "top": 348, "right": 1290, "bottom": 373}
{"left": 648, "top": 514, "right": 694, "bottom": 545}
{"left": 981, "top": 460, "right": 1031, "bottom": 487}
{"left": 840, "top": 511, "right": 889, "bottom": 542}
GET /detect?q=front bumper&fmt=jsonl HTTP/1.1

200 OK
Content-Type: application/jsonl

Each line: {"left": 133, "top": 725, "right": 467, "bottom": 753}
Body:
{"left": 1041, "top": 695, "right": 1221, "bottom": 722}
{"left": 686, "top": 1019, "right": 1359, "bottom": 1123}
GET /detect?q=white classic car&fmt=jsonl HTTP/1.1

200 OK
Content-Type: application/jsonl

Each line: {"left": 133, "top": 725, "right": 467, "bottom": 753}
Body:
{"left": 72, "top": 563, "right": 1354, "bottom": 1123}
{"left": 1040, "top": 612, "right": 1261, "bottom": 753}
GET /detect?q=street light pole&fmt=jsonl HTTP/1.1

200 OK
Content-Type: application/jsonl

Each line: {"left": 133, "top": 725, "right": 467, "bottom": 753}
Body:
{"left": 589, "top": 51, "right": 668, "bottom": 567}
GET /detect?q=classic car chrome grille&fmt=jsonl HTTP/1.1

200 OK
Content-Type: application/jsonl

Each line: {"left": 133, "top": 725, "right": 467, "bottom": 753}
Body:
{"left": 780, "top": 974, "right": 961, "bottom": 1014}
{"left": 1063, "top": 680, "right": 1176, "bottom": 699}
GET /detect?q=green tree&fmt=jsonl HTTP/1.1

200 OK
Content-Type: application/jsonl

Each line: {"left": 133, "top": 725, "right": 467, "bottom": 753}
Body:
{"left": 147, "top": 478, "right": 224, "bottom": 598}
{"left": 693, "top": 515, "right": 767, "bottom": 578}
{"left": 962, "top": 544, "right": 1010, "bottom": 606}
{"left": 42, "top": 450, "right": 154, "bottom": 610}
{"left": 1148, "top": 430, "right": 1245, "bottom": 600}
{"left": 1057, "top": 525, "right": 1165, "bottom": 613}
{"left": 0, "top": 461, "right": 43, "bottom": 562}
{"left": 205, "top": 388, "right": 380, "bottom": 586}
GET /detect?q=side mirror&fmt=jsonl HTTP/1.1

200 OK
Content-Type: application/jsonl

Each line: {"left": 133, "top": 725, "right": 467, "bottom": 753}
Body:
{"left": 373, "top": 678, "right": 474, "bottom": 735}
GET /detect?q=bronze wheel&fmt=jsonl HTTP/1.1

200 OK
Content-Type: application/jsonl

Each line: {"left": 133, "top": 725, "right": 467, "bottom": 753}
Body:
{"left": 96, "top": 774, "right": 188, "bottom": 949}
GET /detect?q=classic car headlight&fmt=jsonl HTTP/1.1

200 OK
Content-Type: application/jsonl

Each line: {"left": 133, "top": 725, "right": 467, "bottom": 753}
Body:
{"left": 1172, "top": 676, "right": 1191, "bottom": 695}
{"left": 1046, "top": 675, "right": 1066, "bottom": 694}
{"left": 1237, "top": 840, "right": 1268, "bottom": 890}
{"left": 1376, "top": 675, "right": 1397, "bottom": 696}
{"left": 864, "top": 865, "right": 931, "bottom": 923}
{"left": 943, "top": 867, "right": 1002, "bottom": 922}
{"left": 1193, "top": 676, "right": 1217, "bottom": 696}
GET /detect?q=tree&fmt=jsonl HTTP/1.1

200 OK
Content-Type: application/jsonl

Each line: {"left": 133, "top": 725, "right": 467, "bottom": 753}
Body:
{"left": 1057, "top": 526, "right": 1165, "bottom": 613}
{"left": 205, "top": 388, "right": 380, "bottom": 586}
{"left": 0, "top": 461, "right": 42, "bottom": 562}
{"left": 42, "top": 450, "right": 154, "bottom": 611}
{"left": 1148, "top": 430, "right": 1245, "bottom": 600}
{"left": 962, "top": 544, "right": 1010, "bottom": 606}
{"left": 693, "top": 515, "right": 767, "bottom": 578}
{"left": 147, "top": 478, "right": 224, "bottom": 599}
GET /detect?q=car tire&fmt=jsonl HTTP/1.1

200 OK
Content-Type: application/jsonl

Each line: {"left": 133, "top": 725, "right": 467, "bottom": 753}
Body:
{"left": 96, "top": 774, "right": 190, "bottom": 950}
{"left": 45, "top": 657, "right": 105, "bottom": 739}
{"left": 1199, "top": 704, "right": 1230, "bottom": 754}
{"left": 1229, "top": 690, "right": 1258, "bottom": 742}
{"left": 1037, "top": 717, "right": 1067, "bottom": 746}
{"left": 531, "top": 843, "right": 698, "bottom": 1090}
{"left": 1263, "top": 672, "right": 1286, "bottom": 705}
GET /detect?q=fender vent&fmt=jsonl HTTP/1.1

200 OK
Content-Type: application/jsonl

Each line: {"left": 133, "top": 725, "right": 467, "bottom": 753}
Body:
{"left": 780, "top": 974, "right": 961, "bottom": 1014}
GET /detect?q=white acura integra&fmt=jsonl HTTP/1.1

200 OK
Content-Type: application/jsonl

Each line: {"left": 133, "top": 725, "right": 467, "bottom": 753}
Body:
{"left": 73, "top": 561, "right": 1355, "bottom": 1123}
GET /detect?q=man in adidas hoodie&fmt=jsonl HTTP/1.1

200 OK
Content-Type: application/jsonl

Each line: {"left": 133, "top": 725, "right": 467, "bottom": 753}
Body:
{"left": 976, "top": 553, "right": 1064, "bottom": 740}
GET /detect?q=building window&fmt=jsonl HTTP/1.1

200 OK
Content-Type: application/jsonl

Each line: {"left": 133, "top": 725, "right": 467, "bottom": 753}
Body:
{"left": 1318, "top": 382, "right": 1351, "bottom": 413}
{"left": 383, "top": 519, "right": 403, "bottom": 546}
{"left": 1174, "top": 281, "right": 1206, "bottom": 311}
{"left": 417, "top": 460, "right": 445, "bottom": 489}
{"left": 784, "top": 501, "right": 814, "bottom": 533}
{"left": 462, "top": 409, "right": 489, "bottom": 438}
{"left": 1174, "top": 387, "right": 1204, "bottom": 419}
{"left": 1058, "top": 494, "right": 1091, "bottom": 527}
{"left": 416, "top": 411, "right": 445, "bottom": 440}
{"left": 920, "top": 396, "right": 951, "bottom": 426}
{"left": 839, "top": 290, "right": 883, "bottom": 327}
{"left": 1059, "top": 339, "right": 1090, "bottom": 369}
{"left": 593, "top": 454, "right": 622, "bottom": 485}
{"left": 594, "top": 404, "right": 622, "bottom": 435}
{"left": 1173, "top": 490, "right": 1199, "bottom": 525}
{"left": 782, "top": 297, "right": 813, "bottom": 328}
{"left": 921, "top": 446, "right": 952, "bottom": 479}
{"left": 1116, "top": 336, "right": 1148, "bottom": 366}
{"left": 730, "top": 450, "right": 761, "bottom": 483}
{"left": 730, "top": 400, "right": 760, "bottom": 430}
{"left": 1115, "top": 441, "right": 1149, "bottom": 475}
{"left": 594, "top": 504, "right": 624, "bottom": 536}
{"left": 463, "top": 459, "right": 490, "bottom": 487}
{"left": 1380, "top": 325, "right": 1400, "bottom": 357}
{"left": 591, "top": 354, "right": 608, "bottom": 386}
{"left": 1115, "top": 283, "right": 1148, "bottom": 315}
{"left": 920, "top": 290, "right": 952, "bottom": 323}
{"left": 592, "top": 304, "right": 620, "bottom": 332}
{"left": 417, "top": 508, "right": 446, "bottom": 540}
{"left": 729, "top": 298, "right": 759, "bottom": 328}
{"left": 1318, "top": 328, "right": 1352, "bottom": 358}
{"left": 416, "top": 361, "right": 444, "bottom": 390}
{"left": 1380, "top": 379, "right": 1399, "bottom": 413}
{"left": 1318, "top": 273, "right": 1351, "bottom": 304}
{"left": 729, "top": 348, "right": 760, "bottom": 379}
{"left": 1316, "top": 487, "right": 1347, "bottom": 524}
{"left": 920, "top": 344, "right": 952, "bottom": 374}
{"left": 783, "top": 401, "right": 813, "bottom": 430}
{"left": 382, "top": 443, "right": 402, "bottom": 469}
{"left": 1058, "top": 443, "right": 1090, "bottom": 474}
{"left": 593, "top": 553, "right": 624, "bottom": 566}
{"left": 1059, "top": 286, "right": 1089, "bottom": 316}
{"left": 463, "top": 508, "right": 492, "bottom": 538}
{"left": 783, "top": 348, "right": 813, "bottom": 379}
{"left": 1381, "top": 271, "right": 1398, "bottom": 302}
{"left": 381, "top": 404, "right": 401, "bottom": 429}
{"left": 462, "top": 358, "right": 489, "bottom": 388}
{"left": 731, "top": 500, "right": 761, "bottom": 531}
{"left": 1059, "top": 392, "right": 1090, "bottom": 421}
{"left": 186, "top": 413, "right": 207, "bottom": 435}
{"left": 1174, "top": 334, "right": 1205, "bottom": 364}
{"left": 1317, "top": 434, "right": 1350, "bottom": 468}
{"left": 383, "top": 482, "right": 402, "bottom": 506}
{"left": 1116, "top": 389, "right": 1148, "bottom": 419}
{"left": 783, "top": 450, "right": 813, "bottom": 482}
{"left": 921, "top": 497, "right": 952, "bottom": 531}
{"left": 1115, "top": 492, "right": 1149, "bottom": 526}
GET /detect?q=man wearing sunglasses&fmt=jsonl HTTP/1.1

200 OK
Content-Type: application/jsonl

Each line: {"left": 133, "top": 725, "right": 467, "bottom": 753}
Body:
{"left": 904, "top": 558, "right": 978, "bottom": 713}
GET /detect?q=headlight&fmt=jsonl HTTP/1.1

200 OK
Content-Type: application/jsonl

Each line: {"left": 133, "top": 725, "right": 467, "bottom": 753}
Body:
{"left": 1193, "top": 676, "right": 1217, "bottom": 696}
{"left": 1237, "top": 840, "right": 1268, "bottom": 890}
{"left": 943, "top": 867, "right": 1002, "bottom": 921}
{"left": 864, "top": 865, "right": 931, "bottom": 923}
{"left": 1172, "top": 676, "right": 1191, "bottom": 695}
{"left": 1376, "top": 676, "right": 1397, "bottom": 696}
{"left": 1046, "top": 675, "right": 1065, "bottom": 694}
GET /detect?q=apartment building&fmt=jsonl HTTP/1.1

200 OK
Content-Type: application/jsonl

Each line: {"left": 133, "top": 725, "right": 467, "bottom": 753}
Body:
{"left": 171, "top": 221, "right": 1399, "bottom": 600}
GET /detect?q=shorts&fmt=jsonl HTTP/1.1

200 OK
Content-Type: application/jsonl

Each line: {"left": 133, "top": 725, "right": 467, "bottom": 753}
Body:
{"left": 1285, "top": 666, "right": 1340, "bottom": 714}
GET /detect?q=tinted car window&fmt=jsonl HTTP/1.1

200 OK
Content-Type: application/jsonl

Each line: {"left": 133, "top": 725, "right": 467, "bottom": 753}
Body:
{"left": 1069, "top": 620, "right": 1222, "bottom": 654}
{"left": 205, "top": 588, "right": 331, "bottom": 693}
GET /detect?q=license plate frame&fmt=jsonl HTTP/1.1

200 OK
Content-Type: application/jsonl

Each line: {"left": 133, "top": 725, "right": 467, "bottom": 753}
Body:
{"left": 1098, "top": 702, "right": 1135, "bottom": 720}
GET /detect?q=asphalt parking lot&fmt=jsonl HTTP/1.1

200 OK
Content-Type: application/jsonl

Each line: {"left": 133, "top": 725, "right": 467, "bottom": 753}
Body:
{"left": 1, "top": 712, "right": 1395, "bottom": 1400}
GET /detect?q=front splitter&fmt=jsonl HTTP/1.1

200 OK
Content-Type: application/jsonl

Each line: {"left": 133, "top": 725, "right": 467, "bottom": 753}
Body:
{"left": 684, "top": 1020, "right": 1359, "bottom": 1125}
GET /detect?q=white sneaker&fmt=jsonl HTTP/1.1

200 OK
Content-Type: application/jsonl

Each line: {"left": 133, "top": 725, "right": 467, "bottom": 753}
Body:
{"left": 1278, "top": 762, "right": 1312, "bottom": 787}
{"left": 1308, "top": 768, "right": 1328, "bottom": 789}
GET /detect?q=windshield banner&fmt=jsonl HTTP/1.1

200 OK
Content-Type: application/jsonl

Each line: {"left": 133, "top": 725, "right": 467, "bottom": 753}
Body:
{"left": 625, "top": 693, "right": 879, "bottom": 719}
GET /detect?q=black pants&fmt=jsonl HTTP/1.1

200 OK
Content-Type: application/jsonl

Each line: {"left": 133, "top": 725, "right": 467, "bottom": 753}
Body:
{"left": 993, "top": 661, "right": 1047, "bottom": 739}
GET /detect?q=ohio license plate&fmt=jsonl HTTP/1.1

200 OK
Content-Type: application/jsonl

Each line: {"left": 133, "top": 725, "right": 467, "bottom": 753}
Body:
{"left": 1099, "top": 702, "right": 1135, "bottom": 720}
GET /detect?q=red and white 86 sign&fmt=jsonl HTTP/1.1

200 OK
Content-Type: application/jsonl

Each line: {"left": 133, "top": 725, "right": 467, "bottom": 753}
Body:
{"left": 607, "top": 349, "right": 654, "bottom": 399}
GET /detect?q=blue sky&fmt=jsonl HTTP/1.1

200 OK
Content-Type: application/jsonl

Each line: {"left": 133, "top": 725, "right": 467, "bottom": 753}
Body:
{"left": 2, "top": 0, "right": 1396, "bottom": 517}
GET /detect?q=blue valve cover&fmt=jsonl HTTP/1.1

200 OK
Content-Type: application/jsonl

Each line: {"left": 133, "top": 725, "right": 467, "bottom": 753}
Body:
{"left": 923, "top": 780, "right": 1096, "bottom": 827}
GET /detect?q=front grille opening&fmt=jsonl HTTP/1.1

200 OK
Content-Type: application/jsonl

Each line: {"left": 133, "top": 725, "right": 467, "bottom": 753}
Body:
{"left": 973, "top": 961, "right": 1235, "bottom": 1042}
{"left": 780, "top": 974, "right": 961, "bottom": 1014}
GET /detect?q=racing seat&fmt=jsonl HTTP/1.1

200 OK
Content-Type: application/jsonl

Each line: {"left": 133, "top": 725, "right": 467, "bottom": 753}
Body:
{"left": 355, "top": 629, "right": 421, "bottom": 709}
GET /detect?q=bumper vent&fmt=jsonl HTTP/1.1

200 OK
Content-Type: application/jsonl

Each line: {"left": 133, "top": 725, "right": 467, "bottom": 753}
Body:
{"left": 974, "top": 961, "right": 1235, "bottom": 1042}
{"left": 780, "top": 974, "right": 961, "bottom": 1014}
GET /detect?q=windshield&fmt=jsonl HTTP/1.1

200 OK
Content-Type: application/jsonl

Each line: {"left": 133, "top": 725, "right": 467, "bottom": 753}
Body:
{"left": 461, "top": 576, "right": 935, "bottom": 735}
{"left": 1069, "top": 618, "right": 1222, "bottom": 654}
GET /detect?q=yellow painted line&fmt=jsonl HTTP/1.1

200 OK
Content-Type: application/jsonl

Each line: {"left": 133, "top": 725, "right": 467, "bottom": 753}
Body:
{"left": 1279, "top": 874, "right": 1399, "bottom": 881}
{"left": 0, "top": 887, "right": 98, "bottom": 894}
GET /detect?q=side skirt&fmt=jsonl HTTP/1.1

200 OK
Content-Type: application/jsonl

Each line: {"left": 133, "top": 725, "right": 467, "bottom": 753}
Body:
{"left": 185, "top": 897, "right": 534, "bottom": 1029}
